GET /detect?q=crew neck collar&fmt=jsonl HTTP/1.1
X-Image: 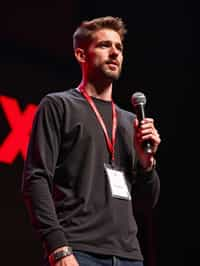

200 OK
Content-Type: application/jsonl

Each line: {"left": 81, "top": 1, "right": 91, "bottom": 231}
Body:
{"left": 75, "top": 87, "right": 112, "bottom": 103}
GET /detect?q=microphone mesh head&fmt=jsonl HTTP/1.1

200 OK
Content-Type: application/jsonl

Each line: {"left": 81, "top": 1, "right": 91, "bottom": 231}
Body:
{"left": 131, "top": 92, "right": 146, "bottom": 107}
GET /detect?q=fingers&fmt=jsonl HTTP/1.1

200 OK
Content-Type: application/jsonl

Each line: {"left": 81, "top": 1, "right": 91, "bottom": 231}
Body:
{"left": 133, "top": 117, "right": 139, "bottom": 128}
{"left": 51, "top": 254, "right": 79, "bottom": 266}
{"left": 134, "top": 117, "right": 154, "bottom": 130}
{"left": 134, "top": 117, "right": 161, "bottom": 149}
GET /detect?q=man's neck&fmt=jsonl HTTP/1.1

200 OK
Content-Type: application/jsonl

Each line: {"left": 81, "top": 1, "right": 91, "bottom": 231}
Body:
{"left": 78, "top": 81, "right": 112, "bottom": 101}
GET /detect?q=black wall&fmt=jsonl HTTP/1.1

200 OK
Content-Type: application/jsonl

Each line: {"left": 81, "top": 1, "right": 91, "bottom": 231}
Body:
{"left": 0, "top": 1, "right": 197, "bottom": 265}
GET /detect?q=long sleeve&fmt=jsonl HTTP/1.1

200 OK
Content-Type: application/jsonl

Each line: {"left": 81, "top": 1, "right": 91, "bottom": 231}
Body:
{"left": 133, "top": 163, "right": 160, "bottom": 213}
{"left": 116, "top": 106, "right": 160, "bottom": 212}
{"left": 21, "top": 89, "right": 158, "bottom": 260}
{"left": 21, "top": 95, "right": 68, "bottom": 254}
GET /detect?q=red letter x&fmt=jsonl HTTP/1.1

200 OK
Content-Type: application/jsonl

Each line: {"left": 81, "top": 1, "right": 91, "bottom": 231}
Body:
{"left": 0, "top": 96, "right": 37, "bottom": 164}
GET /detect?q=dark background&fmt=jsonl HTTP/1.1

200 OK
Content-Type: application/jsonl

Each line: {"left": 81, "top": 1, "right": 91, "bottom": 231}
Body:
{"left": 0, "top": 1, "right": 197, "bottom": 265}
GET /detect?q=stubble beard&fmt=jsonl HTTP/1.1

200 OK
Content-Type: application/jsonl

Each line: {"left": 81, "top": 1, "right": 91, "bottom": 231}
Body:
{"left": 88, "top": 62, "right": 122, "bottom": 83}
{"left": 101, "top": 64, "right": 122, "bottom": 81}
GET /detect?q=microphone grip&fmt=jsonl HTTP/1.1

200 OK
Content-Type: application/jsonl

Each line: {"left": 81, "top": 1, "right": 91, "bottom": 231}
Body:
{"left": 134, "top": 104, "right": 145, "bottom": 123}
{"left": 135, "top": 103, "right": 153, "bottom": 154}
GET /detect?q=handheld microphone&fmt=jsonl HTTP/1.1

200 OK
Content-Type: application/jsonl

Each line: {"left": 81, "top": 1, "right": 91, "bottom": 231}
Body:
{"left": 131, "top": 92, "right": 152, "bottom": 154}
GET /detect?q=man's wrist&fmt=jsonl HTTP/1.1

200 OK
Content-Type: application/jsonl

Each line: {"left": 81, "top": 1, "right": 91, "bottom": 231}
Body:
{"left": 140, "top": 158, "right": 156, "bottom": 172}
{"left": 49, "top": 246, "right": 73, "bottom": 263}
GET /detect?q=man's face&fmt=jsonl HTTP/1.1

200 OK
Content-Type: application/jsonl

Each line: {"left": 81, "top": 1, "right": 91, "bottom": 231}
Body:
{"left": 85, "top": 29, "right": 124, "bottom": 81}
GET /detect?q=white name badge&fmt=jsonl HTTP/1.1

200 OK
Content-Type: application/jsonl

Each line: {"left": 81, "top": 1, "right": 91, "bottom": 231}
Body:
{"left": 104, "top": 164, "right": 131, "bottom": 200}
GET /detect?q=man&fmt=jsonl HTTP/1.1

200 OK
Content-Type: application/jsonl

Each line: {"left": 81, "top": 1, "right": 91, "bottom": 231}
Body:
{"left": 22, "top": 16, "right": 161, "bottom": 266}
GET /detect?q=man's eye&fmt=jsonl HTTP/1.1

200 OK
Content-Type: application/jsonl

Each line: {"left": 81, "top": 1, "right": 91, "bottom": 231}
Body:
{"left": 116, "top": 45, "right": 123, "bottom": 52}
{"left": 99, "top": 43, "right": 109, "bottom": 48}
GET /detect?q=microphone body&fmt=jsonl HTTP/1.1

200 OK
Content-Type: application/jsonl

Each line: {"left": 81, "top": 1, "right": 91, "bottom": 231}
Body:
{"left": 131, "top": 92, "right": 152, "bottom": 154}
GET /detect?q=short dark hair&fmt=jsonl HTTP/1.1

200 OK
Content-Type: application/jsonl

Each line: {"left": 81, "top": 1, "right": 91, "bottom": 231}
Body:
{"left": 73, "top": 16, "right": 127, "bottom": 50}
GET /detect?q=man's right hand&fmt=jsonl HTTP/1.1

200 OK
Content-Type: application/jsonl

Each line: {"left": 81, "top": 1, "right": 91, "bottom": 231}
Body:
{"left": 50, "top": 254, "right": 79, "bottom": 266}
{"left": 49, "top": 246, "right": 79, "bottom": 266}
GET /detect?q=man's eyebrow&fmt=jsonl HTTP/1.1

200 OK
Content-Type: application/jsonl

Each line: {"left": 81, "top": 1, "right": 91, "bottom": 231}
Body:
{"left": 97, "top": 40, "right": 111, "bottom": 43}
{"left": 97, "top": 40, "right": 123, "bottom": 46}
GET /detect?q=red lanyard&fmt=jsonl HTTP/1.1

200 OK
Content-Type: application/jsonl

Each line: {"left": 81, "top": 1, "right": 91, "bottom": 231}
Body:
{"left": 79, "top": 87, "right": 117, "bottom": 162}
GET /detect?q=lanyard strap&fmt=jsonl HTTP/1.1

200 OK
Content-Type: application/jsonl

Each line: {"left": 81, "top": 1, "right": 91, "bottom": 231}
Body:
{"left": 79, "top": 87, "right": 117, "bottom": 162}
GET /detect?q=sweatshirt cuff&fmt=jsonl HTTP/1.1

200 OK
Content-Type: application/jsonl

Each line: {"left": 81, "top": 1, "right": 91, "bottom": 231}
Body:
{"left": 136, "top": 162, "right": 157, "bottom": 182}
{"left": 43, "top": 229, "right": 68, "bottom": 254}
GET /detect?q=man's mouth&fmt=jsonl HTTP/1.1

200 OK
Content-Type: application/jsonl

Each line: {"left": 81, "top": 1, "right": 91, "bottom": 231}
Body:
{"left": 106, "top": 60, "right": 119, "bottom": 67}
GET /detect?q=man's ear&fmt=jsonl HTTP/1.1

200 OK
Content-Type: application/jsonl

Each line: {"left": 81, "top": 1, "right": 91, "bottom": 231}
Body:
{"left": 74, "top": 48, "right": 86, "bottom": 63}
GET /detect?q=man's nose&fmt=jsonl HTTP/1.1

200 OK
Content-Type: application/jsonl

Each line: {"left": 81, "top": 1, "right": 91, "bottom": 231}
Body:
{"left": 110, "top": 46, "right": 119, "bottom": 57}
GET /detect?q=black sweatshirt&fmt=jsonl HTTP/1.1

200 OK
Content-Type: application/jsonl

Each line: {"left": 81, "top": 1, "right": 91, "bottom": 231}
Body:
{"left": 22, "top": 88, "right": 160, "bottom": 261}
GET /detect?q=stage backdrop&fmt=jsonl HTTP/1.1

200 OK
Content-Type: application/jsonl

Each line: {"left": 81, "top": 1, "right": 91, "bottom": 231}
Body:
{"left": 0, "top": 1, "right": 197, "bottom": 266}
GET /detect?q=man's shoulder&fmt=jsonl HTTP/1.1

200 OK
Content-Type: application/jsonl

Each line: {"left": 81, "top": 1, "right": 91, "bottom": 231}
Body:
{"left": 44, "top": 88, "right": 77, "bottom": 101}
{"left": 39, "top": 88, "right": 80, "bottom": 106}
